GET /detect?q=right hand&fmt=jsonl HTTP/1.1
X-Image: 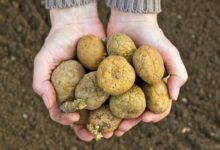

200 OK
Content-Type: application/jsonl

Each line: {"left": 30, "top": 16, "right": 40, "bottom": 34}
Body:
{"left": 32, "top": 3, "right": 106, "bottom": 141}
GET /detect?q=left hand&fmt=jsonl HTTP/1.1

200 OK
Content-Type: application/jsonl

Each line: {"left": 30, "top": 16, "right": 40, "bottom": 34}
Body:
{"left": 106, "top": 10, "right": 188, "bottom": 137}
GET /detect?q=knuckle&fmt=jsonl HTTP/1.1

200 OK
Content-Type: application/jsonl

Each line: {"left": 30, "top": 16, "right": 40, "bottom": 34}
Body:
{"left": 49, "top": 111, "right": 59, "bottom": 122}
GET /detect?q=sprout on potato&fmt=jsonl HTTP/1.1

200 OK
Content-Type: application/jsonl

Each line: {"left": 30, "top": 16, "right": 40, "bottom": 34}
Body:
{"left": 109, "top": 84, "right": 146, "bottom": 119}
{"left": 77, "top": 35, "right": 106, "bottom": 70}
{"left": 97, "top": 55, "right": 136, "bottom": 95}
{"left": 142, "top": 81, "right": 171, "bottom": 114}
{"left": 133, "top": 45, "right": 165, "bottom": 84}
{"left": 51, "top": 60, "right": 85, "bottom": 103}
{"left": 60, "top": 71, "right": 110, "bottom": 112}
{"left": 107, "top": 33, "right": 136, "bottom": 62}
{"left": 87, "top": 105, "right": 121, "bottom": 140}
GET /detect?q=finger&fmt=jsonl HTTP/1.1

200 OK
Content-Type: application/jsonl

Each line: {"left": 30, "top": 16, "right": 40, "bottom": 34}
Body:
{"left": 103, "top": 132, "right": 114, "bottom": 139}
{"left": 114, "top": 118, "right": 141, "bottom": 136}
{"left": 49, "top": 104, "right": 80, "bottom": 125}
{"left": 114, "top": 131, "right": 124, "bottom": 137}
{"left": 163, "top": 47, "right": 188, "bottom": 100}
{"left": 141, "top": 101, "right": 172, "bottom": 123}
{"left": 71, "top": 124, "right": 94, "bottom": 142}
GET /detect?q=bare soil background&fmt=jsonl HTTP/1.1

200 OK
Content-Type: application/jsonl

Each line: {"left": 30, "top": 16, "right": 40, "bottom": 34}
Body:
{"left": 0, "top": 0, "right": 220, "bottom": 149}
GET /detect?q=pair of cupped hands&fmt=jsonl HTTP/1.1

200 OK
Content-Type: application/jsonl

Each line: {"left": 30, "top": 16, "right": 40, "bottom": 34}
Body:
{"left": 32, "top": 3, "right": 188, "bottom": 141}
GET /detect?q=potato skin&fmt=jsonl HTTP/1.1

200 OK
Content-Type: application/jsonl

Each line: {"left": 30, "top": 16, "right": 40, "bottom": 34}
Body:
{"left": 77, "top": 35, "right": 106, "bottom": 70}
{"left": 51, "top": 60, "right": 85, "bottom": 103}
{"left": 107, "top": 33, "right": 136, "bottom": 62}
{"left": 133, "top": 45, "right": 165, "bottom": 84}
{"left": 109, "top": 85, "right": 146, "bottom": 119}
{"left": 75, "top": 71, "right": 109, "bottom": 110}
{"left": 88, "top": 105, "right": 121, "bottom": 134}
{"left": 97, "top": 55, "right": 136, "bottom": 95}
{"left": 142, "top": 81, "right": 170, "bottom": 114}
{"left": 75, "top": 109, "right": 89, "bottom": 125}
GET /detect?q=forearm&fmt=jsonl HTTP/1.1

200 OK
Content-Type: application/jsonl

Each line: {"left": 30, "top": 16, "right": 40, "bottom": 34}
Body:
{"left": 49, "top": 2, "right": 99, "bottom": 26}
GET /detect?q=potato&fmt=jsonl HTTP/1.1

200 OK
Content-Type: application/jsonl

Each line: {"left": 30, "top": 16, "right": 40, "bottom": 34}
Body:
{"left": 109, "top": 85, "right": 146, "bottom": 119}
{"left": 133, "top": 45, "right": 165, "bottom": 84}
{"left": 75, "top": 71, "right": 109, "bottom": 110}
{"left": 87, "top": 105, "right": 121, "bottom": 140}
{"left": 77, "top": 35, "right": 106, "bottom": 70}
{"left": 51, "top": 60, "right": 85, "bottom": 103}
{"left": 97, "top": 55, "right": 136, "bottom": 95}
{"left": 60, "top": 71, "right": 110, "bottom": 112}
{"left": 107, "top": 33, "right": 136, "bottom": 62}
{"left": 75, "top": 110, "right": 89, "bottom": 125}
{"left": 142, "top": 81, "right": 171, "bottom": 114}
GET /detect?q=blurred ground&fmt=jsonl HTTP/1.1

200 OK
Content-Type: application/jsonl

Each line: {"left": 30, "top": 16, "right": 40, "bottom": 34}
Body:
{"left": 0, "top": 0, "right": 220, "bottom": 149}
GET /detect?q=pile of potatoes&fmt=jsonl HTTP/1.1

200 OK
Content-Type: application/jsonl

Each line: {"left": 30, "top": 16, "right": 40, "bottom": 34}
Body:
{"left": 51, "top": 34, "right": 171, "bottom": 140}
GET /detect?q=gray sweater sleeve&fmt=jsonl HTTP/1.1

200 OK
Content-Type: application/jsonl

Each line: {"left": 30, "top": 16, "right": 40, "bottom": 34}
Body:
{"left": 45, "top": 0, "right": 96, "bottom": 9}
{"left": 105, "top": 0, "right": 161, "bottom": 13}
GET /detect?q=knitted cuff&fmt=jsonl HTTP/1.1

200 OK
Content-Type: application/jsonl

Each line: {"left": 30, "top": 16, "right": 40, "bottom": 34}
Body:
{"left": 45, "top": 0, "right": 96, "bottom": 9}
{"left": 105, "top": 0, "right": 161, "bottom": 13}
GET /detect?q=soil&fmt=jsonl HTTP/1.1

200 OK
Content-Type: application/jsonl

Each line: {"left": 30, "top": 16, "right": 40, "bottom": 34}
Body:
{"left": 0, "top": 0, "right": 219, "bottom": 149}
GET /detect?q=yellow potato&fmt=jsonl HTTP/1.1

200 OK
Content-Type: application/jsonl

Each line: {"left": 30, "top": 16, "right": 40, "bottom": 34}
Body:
{"left": 109, "top": 85, "right": 146, "bottom": 119}
{"left": 142, "top": 81, "right": 170, "bottom": 114}
{"left": 51, "top": 60, "right": 85, "bottom": 103}
{"left": 107, "top": 33, "right": 136, "bottom": 62}
{"left": 75, "top": 71, "right": 110, "bottom": 110}
{"left": 77, "top": 35, "right": 106, "bottom": 70}
{"left": 133, "top": 45, "right": 165, "bottom": 84}
{"left": 87, "top": 105, "right": 121, "bottom": 140}
{"left": 97, "top": 55, "right": 136, "bottom": 95}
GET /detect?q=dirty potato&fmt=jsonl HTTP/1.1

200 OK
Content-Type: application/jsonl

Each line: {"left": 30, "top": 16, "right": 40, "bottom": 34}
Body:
{"left": 51, "top": 60, "right": 85, "bottom": 103}
{"left": 75, "top": 71, "right": 110, "bottom": 110}
{"left": 109, "top": 85, "right": 146, "bottom": 119}
{"left": 107, "top": 33, "right": 136, "bottom": 62}
{"left": 142, "top": 81, "right": 171, "bottom": 114}
{"left": 87, "top": 105, "right": 121, "bottom": 140}
{"left": 60, "top": 72, "right": 109, "bottom": 112}
{"left": 77, "top": 35, "right": 106, "bottom": 70}
{"left": 97, "top": 55, "right": 136, "bottom": 95}
{"left": 133, "top": 45, "right": 165, "bottom": 84}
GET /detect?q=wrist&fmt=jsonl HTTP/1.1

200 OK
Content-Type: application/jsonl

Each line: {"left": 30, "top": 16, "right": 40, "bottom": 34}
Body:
{"left": 110, "top": 9, "right": 158, "bottom": 24}
{"left": 50, "top": 3, "right": 99, "bottom": 27}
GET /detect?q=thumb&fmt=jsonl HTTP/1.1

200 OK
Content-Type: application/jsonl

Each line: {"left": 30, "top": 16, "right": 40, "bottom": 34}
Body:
{"left": 163, "top": 46, "right": 188, "bottom": 100}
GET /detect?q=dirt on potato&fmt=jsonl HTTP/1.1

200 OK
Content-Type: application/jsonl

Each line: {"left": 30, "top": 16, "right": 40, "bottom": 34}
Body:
{"left": 75, "top": 71, "right": 110, "bottom": 110}
{"left": 133, "top": 45, "right": 165, "bottom": 84}
{"left": 97, "top": 55, "right": 136, "bottom": 95}
{"left": 0, "top": 0, "right": 220, "bottom": 149}
{"left": 107, "top": 33, "right": 136, "bottom": 62}
{"left": 109, "top": 84, "right": 146, "bottom": 119}
{"left": 51, "top": 60, "right": 85, "bottom": 103}
{"left": 87, "top": 105, "right": 121, "bottom": 136}
{"left": 77, "top": 35, "right": 106, "bottom": 70}
{"left": 142, "top": 81, "right": 171, "bottom": 114}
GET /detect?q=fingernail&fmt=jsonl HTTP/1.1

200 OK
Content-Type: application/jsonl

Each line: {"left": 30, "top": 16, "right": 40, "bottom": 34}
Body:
{"left": 42, "top": 95, "right": 49, "bottom": 108}
{"left": 173, "top": 87, "right": 180, "bottom": 101}
{"left": 72, "top": 113, "right": 80, "bottom": 122}
{"left": 115, "top": 131, "right": 124, "bottom": 137}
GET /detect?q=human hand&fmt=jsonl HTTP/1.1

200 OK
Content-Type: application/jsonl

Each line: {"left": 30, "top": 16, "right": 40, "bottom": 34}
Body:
{"left": 32, "top": 3, "right": 106, "bottom": 141}
{"left": 107, "top": 10, "right": 188, "bottom": 137}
